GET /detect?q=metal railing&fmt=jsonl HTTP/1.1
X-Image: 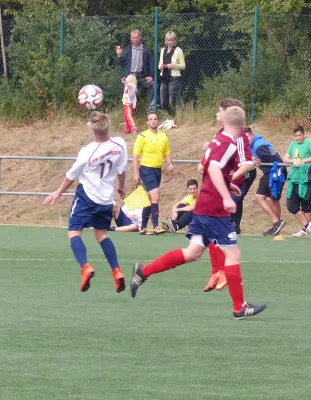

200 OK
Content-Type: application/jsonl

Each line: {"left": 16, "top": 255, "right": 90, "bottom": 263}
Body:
{"left": 0, "top": 155, "right": 202, "bottom": 196}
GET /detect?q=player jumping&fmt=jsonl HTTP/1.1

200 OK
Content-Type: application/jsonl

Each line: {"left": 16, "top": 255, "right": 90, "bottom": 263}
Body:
{"left": 44, "top": 112, "right": 128, "bottom": 293}
{"left": 130, "top": 106, "right": 267, "bottom": 320}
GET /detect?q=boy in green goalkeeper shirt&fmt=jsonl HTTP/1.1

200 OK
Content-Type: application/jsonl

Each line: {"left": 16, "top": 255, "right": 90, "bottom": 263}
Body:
{"left": 284, "top": 126, "right": 311, "bottom": 237}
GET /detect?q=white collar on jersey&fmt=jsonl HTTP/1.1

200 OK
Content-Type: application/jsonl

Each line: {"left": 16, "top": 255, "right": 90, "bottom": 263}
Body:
{"left": 221, "top": 131, "right": 237, "bottom": 142}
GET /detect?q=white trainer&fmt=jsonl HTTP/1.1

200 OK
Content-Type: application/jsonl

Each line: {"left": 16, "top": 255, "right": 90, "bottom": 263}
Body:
{"left": 292, "top": 229, "right": 307, "bottom": 237}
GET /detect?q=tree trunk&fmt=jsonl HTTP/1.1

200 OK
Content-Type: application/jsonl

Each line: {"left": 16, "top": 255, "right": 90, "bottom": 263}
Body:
{"left": 0, "top": 6, "right": 8, "bottom": 80}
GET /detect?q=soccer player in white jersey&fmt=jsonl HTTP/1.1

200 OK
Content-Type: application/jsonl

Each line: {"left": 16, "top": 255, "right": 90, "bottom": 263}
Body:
{"left": 44, "top": 112, "right": 128, "bottom": 293}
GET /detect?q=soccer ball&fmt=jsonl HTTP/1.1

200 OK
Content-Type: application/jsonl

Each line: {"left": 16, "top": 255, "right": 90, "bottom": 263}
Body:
{"left": 78, "top": 84, "right": 103, "bottom": 110}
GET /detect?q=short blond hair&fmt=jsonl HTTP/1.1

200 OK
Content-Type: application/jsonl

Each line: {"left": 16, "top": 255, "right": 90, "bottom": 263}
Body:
{"left": 126, "top": 74, "right": 138, "bottom": 89}
{"left": 223, "top": 106, "right": 246, "bottom": 127}
{"left": 130, "top": 29, "right": 141, "bottom": 37}
{"left": 88, "top": 111, "right": 110, "bottom": 137}
{"left": 165, "top": 31, "right": 177, "bottom": 46}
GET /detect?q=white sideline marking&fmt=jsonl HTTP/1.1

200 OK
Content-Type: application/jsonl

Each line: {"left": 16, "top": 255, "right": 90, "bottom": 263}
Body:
{"left": 0, "top": 258, "right": 309, "bottom": 263}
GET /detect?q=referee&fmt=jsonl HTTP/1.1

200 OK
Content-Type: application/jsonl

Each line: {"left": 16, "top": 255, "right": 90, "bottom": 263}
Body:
{"left": 132, "top": 112, "right": 173, "bottom": 234}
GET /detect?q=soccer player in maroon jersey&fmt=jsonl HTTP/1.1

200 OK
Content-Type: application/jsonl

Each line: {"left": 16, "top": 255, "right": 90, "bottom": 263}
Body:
{"left": 130, "top": 107, "right": 267, "bottom": 320}
{"left": 202, "top": 98, "right": 255, "bottom": 293}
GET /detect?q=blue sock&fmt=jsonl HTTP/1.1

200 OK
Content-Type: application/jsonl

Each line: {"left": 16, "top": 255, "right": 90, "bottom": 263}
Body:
{"left": 70, "top": 236, "right": 87, "bottom": 267}
{"left": 151, "top": 203, "right": 159, "bottom": 228}
{"left": 100, "top": 238, "right": 119, "bottom": 270}
{"left": 141, "top": 206, "right": 151, "bottom": 230}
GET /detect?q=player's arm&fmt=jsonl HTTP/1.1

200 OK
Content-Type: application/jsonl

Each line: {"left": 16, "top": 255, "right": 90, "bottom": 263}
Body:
{"left": 117, "top": 171, "right": 126, "bottom": 199}
{"left": 231, "top": 135, "right": 254, "bottom": 181}
{"left": 133, "top": 136, "right": 144, "bottom": 183}
{"left": 164, "top": 154, "right": 173, "bottom": 171}
{"left": 44, "top": 177, "right": 74, "bottom": 205}
{"left": 174, "top": 204, "right": 195, "bottom": 213}
{"left": 231, "top": 163, "right": 254, "bottom": 182}
{"left": 164, "top": 137, "right": 173, "bottom": 171}
{"left": 283, "top": 153, "right": 294, "bottom": 164}
{"left": 208, "top": 163, "right": 237, "bottom": 213}
{"left": 132, "top": 154, "right": 140, "bottom": 184}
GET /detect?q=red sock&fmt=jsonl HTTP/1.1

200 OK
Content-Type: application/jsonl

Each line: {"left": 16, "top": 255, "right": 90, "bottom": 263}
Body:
{"left": 208, "top": 243, "right": 225, "bottom": 274}
{"left": 142, "top": 249, "right": 186, "bottom": 278}
{"left": 225, "top": 264, "right": 245, "bottom": 312}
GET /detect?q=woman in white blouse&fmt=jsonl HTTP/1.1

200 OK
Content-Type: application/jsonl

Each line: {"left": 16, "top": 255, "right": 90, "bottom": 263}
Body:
{"left": 159, "top": 31, "right": 185, "bottom": 115}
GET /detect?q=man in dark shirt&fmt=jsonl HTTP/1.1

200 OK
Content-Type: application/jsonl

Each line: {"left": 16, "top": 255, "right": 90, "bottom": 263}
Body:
{"left": 116, "top": 29, "right": 154, "bottom": 108}
{"left": 245, "top": 127, "right": 286, "bottom": 236}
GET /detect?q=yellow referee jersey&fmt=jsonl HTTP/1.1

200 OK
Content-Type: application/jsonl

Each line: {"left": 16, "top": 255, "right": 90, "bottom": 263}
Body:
{"left": 180, "top": 194, "right": 196, "bottom": 206}
{"left": 133, "top": 129, "right": 171, "bottom": 168}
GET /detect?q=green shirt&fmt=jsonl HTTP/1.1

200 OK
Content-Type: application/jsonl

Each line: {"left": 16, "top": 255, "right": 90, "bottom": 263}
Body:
{"left": 286, "top": 139, "right": 311, "bottom": 162}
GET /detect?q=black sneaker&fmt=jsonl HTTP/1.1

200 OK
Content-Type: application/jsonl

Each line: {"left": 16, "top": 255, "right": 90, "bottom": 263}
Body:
{"left": 263, "top": 226, "right": 274, "bottom": 236}
{"left": 233, "top": 303, "right": 267, "bottom": 320}
{"left": 270, "top": 220, "right": 286, "bottom": 236}
{"left": 167, "top": 217, "right": 178, "bottom": 233}
{"left": 160, "top": 221, "right": 170, "bottom": 233}
{"left": 130, "top": 263, "right": 146, "bottom": 298}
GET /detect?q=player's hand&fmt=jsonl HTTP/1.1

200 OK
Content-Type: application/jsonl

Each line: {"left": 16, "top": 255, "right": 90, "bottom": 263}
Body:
{"left": 115, "top": 45, "right": 123, "bottom": 56}
{"left": 294, "top": 159, "right": 301, "bottom": 167}
{"left": 203, "top": 141, "right": 209, "bottom": 151}
{"left": 145, "top": 76, "right": 153, "bottom": 83}
{"left": 223, "top": 197, "right": 237, "bottom": 213}
{"left": 229, "top": 183, "right": 242, "bottom": 197}
{"left": 252, "top": 156, "right": 261, "bottom": 166}
{"left": 117, "top": 188, "right": 125, "bottom": 199}
{"left": 44, "top": 190, "right": 61, "bottom": 205}
{"left": 134, "top": 175, "right": 141, "bottom": 186}
{"left": 166, "top": 64, "right": 173, "bottom": 69}
{"left": 168, "top": 163, "right": 173, "bottom": 171}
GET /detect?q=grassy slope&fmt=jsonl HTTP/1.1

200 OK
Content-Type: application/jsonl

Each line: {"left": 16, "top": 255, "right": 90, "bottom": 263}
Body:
{"left": 0, "top": 115, "right": 304, "bottom": 234}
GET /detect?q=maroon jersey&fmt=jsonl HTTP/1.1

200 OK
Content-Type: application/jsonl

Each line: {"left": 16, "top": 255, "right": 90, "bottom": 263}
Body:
{"left": 232, "top": 130, "right": 254, "bottom": 186}
{"left": 195, "top": 132, "right": 237, "bottom": 217}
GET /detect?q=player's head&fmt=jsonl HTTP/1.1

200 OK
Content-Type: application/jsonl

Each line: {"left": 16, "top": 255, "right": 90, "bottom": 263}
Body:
{"left": 146, "top": 112, "right": 159, "bottom": 130}
{"left": 216, "top": 98, "right": 245, "bottom": 123}
{"left": 165, "top": 31, "right": 177, "bottom": 47}
{"left": 88, "top": 111, "right": 110, "bottom": 138}
{"left": 126, "top": 74, "right": 138, "bottom": 89}
{"left": 293, "top": 125, "right": 305, "bottom": 143}
{"left": 244, "top": 127, "right": 254, "bottom": 144}
{"left": 186, "top": 179, "right": 199, "bottom": 197}
{"left": 130, "top": 29, "right": 142, "bottom": 46}
{"left": 222, "top": 106, "right": 246, "bottom": 137}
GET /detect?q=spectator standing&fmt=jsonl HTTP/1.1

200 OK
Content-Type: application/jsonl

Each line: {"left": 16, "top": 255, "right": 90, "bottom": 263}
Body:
{"left": 246, "top": 128, "right": 287, "bottom": 236}
{"left": 116, "top": 29, "right": 154, "bottom": 109}
{"left": 284, "top": 126, "right": 311, "bottom": 237}
{"left": 132, "top": 112, "right": 173, "bottom": 235}
{"left": 159, "top": 31, "right": 185, "bottom": 115}
{"left": 121, "top": 74, "right": 138, "bottom": 134}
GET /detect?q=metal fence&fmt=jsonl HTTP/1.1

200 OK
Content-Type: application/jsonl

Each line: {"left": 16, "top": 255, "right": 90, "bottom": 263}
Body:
{"left": 2, "top": 9, "right": 311, "bottom": 120}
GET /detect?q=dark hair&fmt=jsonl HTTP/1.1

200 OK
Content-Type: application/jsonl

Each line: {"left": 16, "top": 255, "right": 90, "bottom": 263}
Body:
{"left": 244, "top": 127, "right": 253, "bottom": 134}
{"left": 219, "top": 98, "right": 245, "bottom": 111}
{"left": 293, "top": 125, "right": 305, "bottom": 134}
{"left": 146, "top": 111, "right": 159, "bottom": 120}
{"left": 187, "top": 179, "right": 198, "bottom": 188}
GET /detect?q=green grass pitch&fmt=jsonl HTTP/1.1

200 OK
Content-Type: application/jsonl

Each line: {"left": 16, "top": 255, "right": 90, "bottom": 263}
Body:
{"left": 1, "top": 225, "right": 311, "bottom": 400}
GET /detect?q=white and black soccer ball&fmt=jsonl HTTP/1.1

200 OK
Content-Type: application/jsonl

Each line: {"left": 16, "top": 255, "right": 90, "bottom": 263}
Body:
{"left": 78, "top": 84, "right": 103, "bottom": 110}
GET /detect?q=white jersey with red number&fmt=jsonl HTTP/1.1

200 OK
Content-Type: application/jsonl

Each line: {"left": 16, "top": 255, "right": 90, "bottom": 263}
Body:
{"left": 194, "top": 132, "right": 237, "bottom": 217}
{"left": 66, "top": 137, "right": 128, "bottom": 205}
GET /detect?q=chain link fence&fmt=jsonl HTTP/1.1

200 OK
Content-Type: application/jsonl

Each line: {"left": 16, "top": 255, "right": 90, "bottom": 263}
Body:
{"left": 2, "top": 9, "right": 311, "bottom": 120}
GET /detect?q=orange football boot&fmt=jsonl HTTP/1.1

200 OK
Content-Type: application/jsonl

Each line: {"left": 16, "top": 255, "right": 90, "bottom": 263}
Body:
{"left": 203, "top": 271, "right": 220, "bottom": 292}
{"left": 112, "top": 267, "right": 126, "bottom": 293}
{"left": 216, "top": 271, "right": 227, "bottom": 290}
{"left": 80, "top": 263, "right": 95, "bottom": 292}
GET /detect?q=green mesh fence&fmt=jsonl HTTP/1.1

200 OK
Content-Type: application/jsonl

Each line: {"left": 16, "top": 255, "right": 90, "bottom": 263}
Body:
{"left": 3, "top": 10, "right": 311, "bottom": 119}
{"left": 1, "top": 20, "right": 13, "bottom": 77}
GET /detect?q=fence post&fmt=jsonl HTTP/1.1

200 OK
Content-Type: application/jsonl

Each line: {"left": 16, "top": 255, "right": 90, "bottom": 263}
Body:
{"left": 59, "top": 12, "right": 65, "bottom": 118}
{"left": 153, "top": 2, "right": 159, "bottom": 112}
{"left": 251, "top": 5, "right": 259, "bottom": 124}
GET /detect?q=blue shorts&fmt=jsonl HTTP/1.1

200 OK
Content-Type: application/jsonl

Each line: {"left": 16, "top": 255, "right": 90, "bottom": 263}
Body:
{"left": 139, "top": 166, "right": 161, "bottom": 192}
{"left": 68, "top": 184, "right": 113, "bottom": 231}
{"left": 186, "top": 214, "right": 237, "bottom": 248}
{"left": 115, "top": 208, "right": 132, "bottom": 227}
